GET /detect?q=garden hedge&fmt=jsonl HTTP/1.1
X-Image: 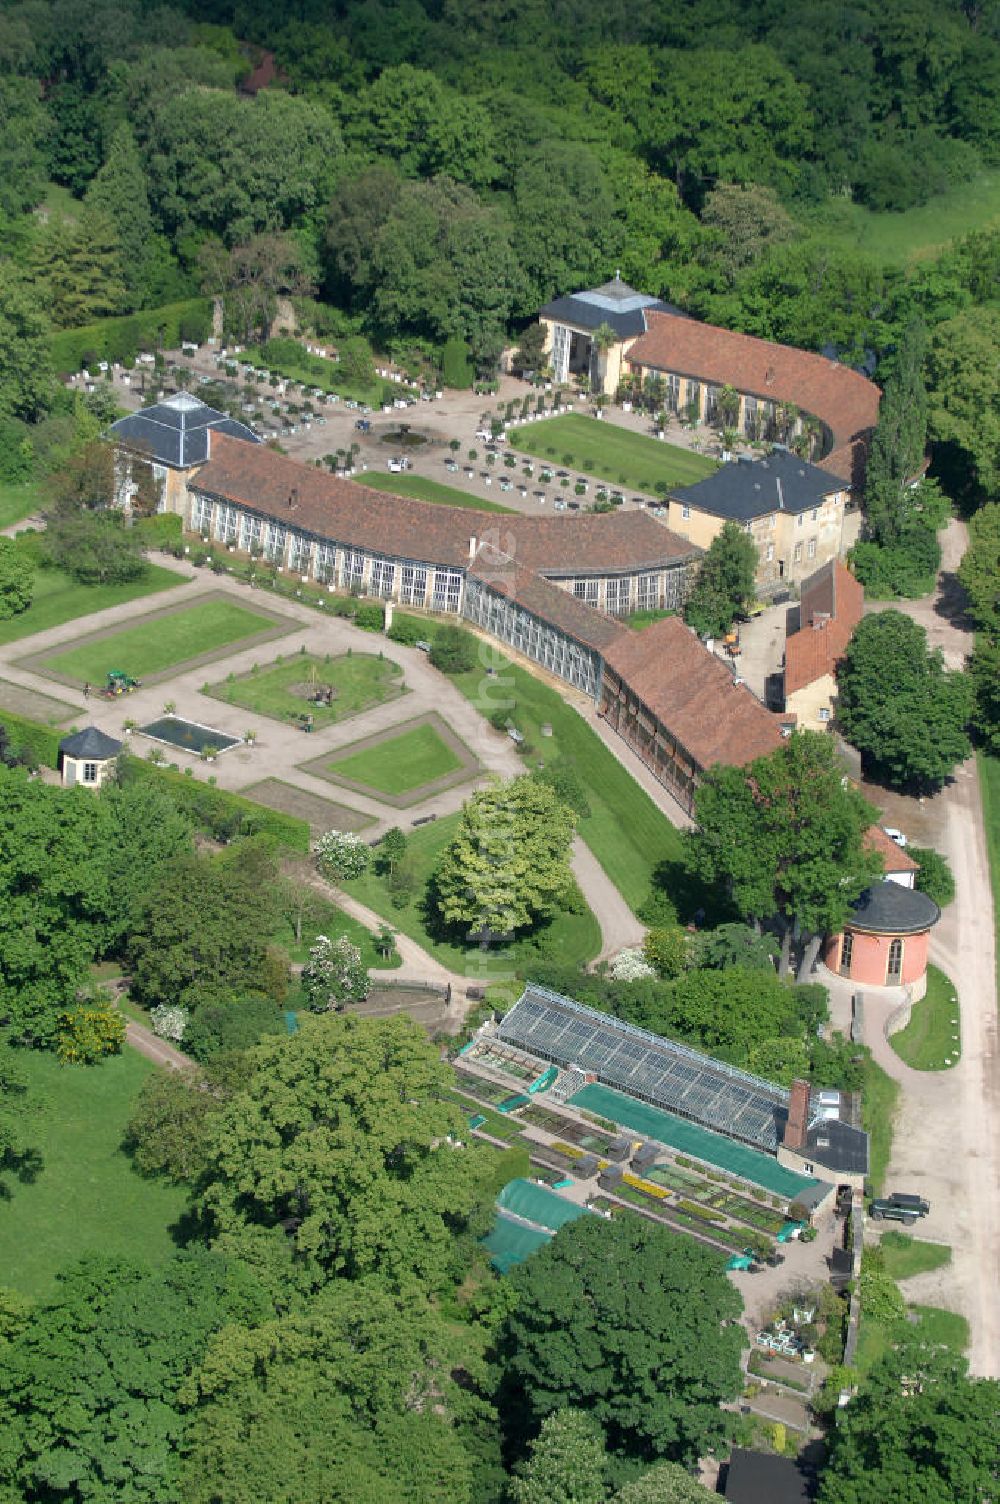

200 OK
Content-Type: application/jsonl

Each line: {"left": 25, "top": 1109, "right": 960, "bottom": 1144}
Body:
{"left": 124, "top": 757, "right": 310, "bottom": 852}
{"left": 0, "top": 711, "right": 63, "bottom": 770}
{"left": 50, "top": 300, "right": 212, "bottom": 374}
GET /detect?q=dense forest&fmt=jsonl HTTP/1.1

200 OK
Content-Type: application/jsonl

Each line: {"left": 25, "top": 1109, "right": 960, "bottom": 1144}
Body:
{"left": 2, "top": 0, "right": 1000, "bottom": 413}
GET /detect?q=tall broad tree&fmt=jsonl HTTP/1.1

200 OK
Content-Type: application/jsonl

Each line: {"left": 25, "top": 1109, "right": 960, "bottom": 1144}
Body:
{"left": 688, "top": 732, "right": 881, "bottom": 978}
{"left": 496, "top": 1215, "right": 743, "bottom": 1467}
{"left": 434, "top": 776, "right": 577, "bottom": 944}
{"left": 183, "top": 1280, "right": 477, "bottom": 1504}
{"left": 683, "top": 519, "right": 758, "bottom": 639}
{"left": 0, "top": 1251, "right": 271, "bottom": 1504}
{"left": 836, "top": 611, "right": 972, "bottom": 791}
{"left": 818, "top": 1340, "right": 1000, "bottom": 1504}
{"left": 200, "top": 1013, "right": 497, "bottom": 1289}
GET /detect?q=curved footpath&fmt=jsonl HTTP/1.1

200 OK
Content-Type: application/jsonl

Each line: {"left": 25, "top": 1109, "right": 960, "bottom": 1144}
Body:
{"left": 861, "top": 519, "right": 999, "bottom": 1378}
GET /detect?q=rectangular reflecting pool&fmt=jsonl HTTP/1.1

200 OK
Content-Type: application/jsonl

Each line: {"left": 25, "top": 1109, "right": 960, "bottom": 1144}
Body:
{"left": 140, "top": 716, "right": 241, "bottom": 755}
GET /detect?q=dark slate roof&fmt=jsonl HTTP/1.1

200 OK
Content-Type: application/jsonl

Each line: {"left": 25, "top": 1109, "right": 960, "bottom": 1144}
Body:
{"left": 725, "top": 1448, "right": 817, "bottom": 1504}
{"left": 847, "top": 881, "right": 940, "bottom": 936}
{"left": 673, "top": 449, "right": 844, "bottom": 522}
{"left": 804, "top": 1117, "right": 869, "bottom": 1176}
{"left": 108, "top": 393, "right": 260, "bottom": 469}
{"left": 59, "top": 727, "right": 123, "bottom": 759}
{"left": 540, "top": 273, "right": 688, "bottom": 340}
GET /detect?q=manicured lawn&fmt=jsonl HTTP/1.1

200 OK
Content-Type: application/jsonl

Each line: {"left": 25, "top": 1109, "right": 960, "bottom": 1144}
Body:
{"left": 890, "top": 964, "right": 961, "bottom": 1070}
{"left": 346, "top": 810, "right": 602, "bottom": 975}
{"left": 366, "top": 470, "right": 514, "bottom": 513}
{"left": 39, "top": 599, "right": 279, "bottom": 682}
{"left": 208, "top": 651, "right": 405, "bottom": 728}
{"left": 979, "top": 753, "right": 1000, "bottom": 992}
{"left": 0, "top": 556, "right": 186, "bottom": 646}
{"left": 0, "top": 480, "right": 43, "bottom": 530}
{"left": 861, "top": 1055, "right": 900, "bottom": 1194}
{"left": 509, "top": 414, "right": 717, "bottom": 494}
{"left": 879, "top": 1230, "right": 952, "bottom": 1281}
{"left": 0, "top": 1043, "right": 188, "bottom": 1296}
{"left": 802, "top": 173, "right": 1000, "bottom": 265}
{"left": 328, "top": 722, "right": 462, "bottom": 795}
{"left": 451, "top": 659, "right": 685, "bottom": 915}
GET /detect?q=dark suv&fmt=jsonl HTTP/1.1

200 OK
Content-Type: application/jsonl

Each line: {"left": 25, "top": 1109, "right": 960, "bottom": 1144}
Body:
{"left": 870, "top": 1192, "right": 930, "bottom": 1224}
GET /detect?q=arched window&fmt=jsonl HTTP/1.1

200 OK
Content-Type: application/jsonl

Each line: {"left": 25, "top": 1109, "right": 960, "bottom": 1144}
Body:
{"left": 887, "top": 937, "right": 904, "bottom": 984}
{"left": 839, "top": 932, "right": 853, "bottom": 977}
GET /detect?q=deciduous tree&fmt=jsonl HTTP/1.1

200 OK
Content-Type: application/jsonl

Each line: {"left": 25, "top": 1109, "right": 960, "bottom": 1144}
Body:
{"left": 818, "top": 1340, "right": 1000, "bottom": 1504}
{"left": 836, "top": 612, "right": 972, "bottom": 790}
{"left": 688, "top": 732, "right": 881, "bottom": 978}
{"left": 0, "top": 537, "right": 34, "bottom": 618}
{"left": 511, "top": 1408, "right": 608, "bottom": 1504}
{"left": 435, "top": 777, "right": 576, "bottom": 942}
{"left": 496, "top": 1214, "right": 743, "bottom": 1465}
{"left": 301, "top": 933, "right": 369, "bottom": 1011}
{"left": 683, "top": 520, "right": 757, "bottom": 638}
{"left": 200, "top": 1014, "right": 496, "bottom": 1288}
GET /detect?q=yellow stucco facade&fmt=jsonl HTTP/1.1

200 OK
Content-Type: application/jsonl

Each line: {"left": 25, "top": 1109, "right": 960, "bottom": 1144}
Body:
{"left": 665, "top": 486, "right": 849, "bottom": 593}
{"left": 785, "top": 671, "right": 837, "bottom": 733}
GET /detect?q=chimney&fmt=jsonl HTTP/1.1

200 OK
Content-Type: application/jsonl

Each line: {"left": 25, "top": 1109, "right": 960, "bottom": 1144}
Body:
{"left": 469, "top": 535, "right": 478, "bottom": 561}
{"left": 288, "top": 487, "right": 298, "bottom": 511}
{"left": 785, "top": 1079, "right": 811, "bottom": 1151}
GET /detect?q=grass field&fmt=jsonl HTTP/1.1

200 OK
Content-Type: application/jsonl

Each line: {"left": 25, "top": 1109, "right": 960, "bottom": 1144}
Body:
{"left": 0, "top": 558, "right": 185, "bottom": 646}
{"left": 890, "top": 964, "right": 961, "bottom": 1070}
{"left": 0, "top": 678, "right": 78, "bottom": 724}
{"left": 346, "top": 809, "right": 602, "bottom": 974}
{"left": 451, "top": 659, "right": 685, "bottom": 915}
{"left": 803, "top": 173, "right": 1000, "bottom": 265}
{"left": 862, "top": 1055, "right": 900, "bottom": 1194}
{"left": 273, "top": 892, "right": 400, "bottom": 972}
{"left": 209, "top": 651, "right": 405, "bottom": 728}
{"left": 509, "top": 414, "right": 717, "bottom": 494}
{"left": 366, "top": 470, "right": 514, "bottom": 513}
{"left": 879, "top": 1231, "right": 952, "bottom": 1281}
{"left": 0, "top": 481, "right": 43, "bottom": 530}
{"left": 979, "top": 754, "right": 1000, "bottom": 992}
{"left": 39, "top": 599, "right": 280, "bottom": 683}
{"left": 327, "top": 722, "right": 462, "bottom": 794}
{"left": 0, "top": 1043, "right": 187, "bottom": 1296}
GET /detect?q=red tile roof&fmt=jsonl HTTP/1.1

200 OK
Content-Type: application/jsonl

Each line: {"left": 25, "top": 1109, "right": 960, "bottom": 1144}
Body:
{"left": 865, "top": 825, "right": 920, "bottom": 875}
{"left": 603, "top": 616, "right": 785, "bottom": 771}
{"left": 784, "top": 559, "right": 864, "bottom": 695}
{"left": 625, "top": 312, "right": 881, "bottom": 487}
{"left": 193, "top": 434, "right": 698, "bottom": 577}
{"left": 469, "top": 545, "right": 626, "bottom": 654}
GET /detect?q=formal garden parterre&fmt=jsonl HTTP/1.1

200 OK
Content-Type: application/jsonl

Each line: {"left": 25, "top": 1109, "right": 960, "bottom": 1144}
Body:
{"left": 25, "top": 594, "right": 297, "bottom": 687}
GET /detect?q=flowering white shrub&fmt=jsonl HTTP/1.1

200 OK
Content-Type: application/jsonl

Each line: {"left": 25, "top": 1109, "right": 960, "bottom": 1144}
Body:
{"left": 314, "top": 829, "right": 371, "bottom": 882}
{"left": 149, "top": 1004, "right": 190, "bottom": 1042}
{"left": 302, "top": 934, "right": 370, "bottom": 1011}
{"left": 610, "top": 947, "right": 656, "bottom": 983}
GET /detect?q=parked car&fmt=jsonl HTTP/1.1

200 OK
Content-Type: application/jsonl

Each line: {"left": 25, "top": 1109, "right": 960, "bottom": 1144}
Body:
{"left": 870, "top": 1192, "right": 930, "bottom": 1224}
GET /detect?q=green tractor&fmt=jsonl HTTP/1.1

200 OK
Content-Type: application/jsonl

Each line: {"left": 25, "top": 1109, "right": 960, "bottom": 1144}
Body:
{"left": 101, "top": 669, "right": 141, "bottom": 698}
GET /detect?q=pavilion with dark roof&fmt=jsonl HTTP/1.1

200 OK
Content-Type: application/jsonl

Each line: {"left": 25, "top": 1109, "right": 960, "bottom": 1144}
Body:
{"left": 824, "top": 881, "right": 941, "bottom": 996}
{"left": 538, "top": 272, "right": 688, "bottom": 395}
{"left": 59, "top": 727, "right": 122, "bottom": 789}
{"left": 107, "top": 393, "right": 260, "bottom": 514}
